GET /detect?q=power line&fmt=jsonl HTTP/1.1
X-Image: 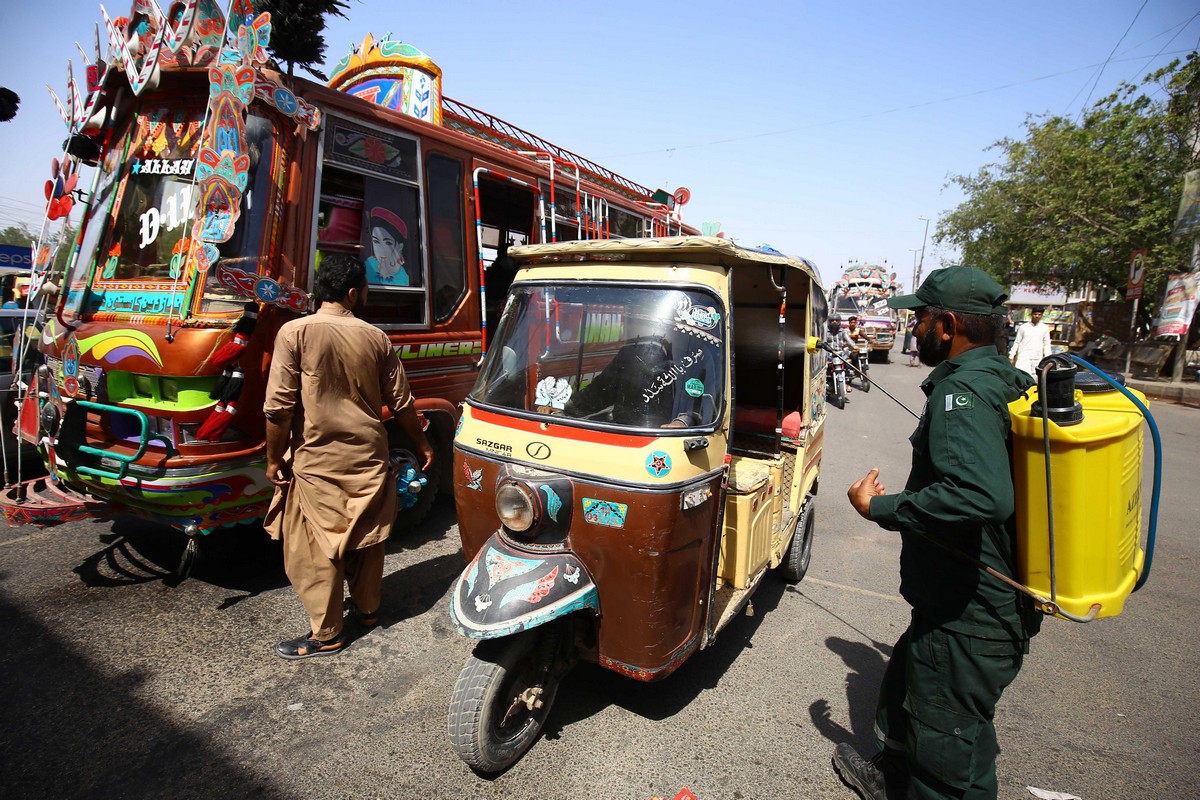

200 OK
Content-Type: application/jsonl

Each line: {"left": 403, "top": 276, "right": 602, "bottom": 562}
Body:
{"left": 599, "top": 51, "right": 1196, "bottom": 161}
{"left": 1125, "top": 11, "right": 1200, "bottom": 85}
{"left": 1073, "top": 0, "right": 1150, "bottom": 121}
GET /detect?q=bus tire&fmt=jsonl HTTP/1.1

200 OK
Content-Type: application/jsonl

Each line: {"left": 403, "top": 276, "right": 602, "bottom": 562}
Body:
{"left": 393, "top": 453, "right": 440, "bottom": 533}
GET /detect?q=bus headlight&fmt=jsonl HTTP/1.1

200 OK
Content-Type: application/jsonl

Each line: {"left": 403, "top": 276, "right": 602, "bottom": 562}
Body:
{"left": 495, "top": 482, "right": 537, "bottom": 532}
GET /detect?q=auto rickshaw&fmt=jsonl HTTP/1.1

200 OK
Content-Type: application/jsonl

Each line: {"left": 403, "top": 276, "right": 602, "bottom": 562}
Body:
{"left": 446, "top": 236, "right": 828, "bottom": 772}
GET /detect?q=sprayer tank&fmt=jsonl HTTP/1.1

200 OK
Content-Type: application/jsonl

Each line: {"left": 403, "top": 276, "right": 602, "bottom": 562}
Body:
{"left": 1009, "top": 385, "right": 1147, "bottom": 618}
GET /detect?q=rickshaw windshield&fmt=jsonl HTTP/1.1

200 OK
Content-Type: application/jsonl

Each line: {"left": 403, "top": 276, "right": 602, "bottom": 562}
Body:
{"left": 472, "top": 284, "right": 726, "bottom": 430}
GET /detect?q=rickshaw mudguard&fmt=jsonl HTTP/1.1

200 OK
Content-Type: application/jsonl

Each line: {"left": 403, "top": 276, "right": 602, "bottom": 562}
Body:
{"left": 450, "top": 534, "right": 599, "bottom": 639}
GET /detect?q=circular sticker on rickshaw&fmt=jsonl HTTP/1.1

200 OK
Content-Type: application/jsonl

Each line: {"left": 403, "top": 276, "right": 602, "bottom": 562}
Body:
{"left": 645, "top": 451, "right": 672, "bottom": 477}
{"left": 685, "top": 378, "right": 704, "bottom": 398}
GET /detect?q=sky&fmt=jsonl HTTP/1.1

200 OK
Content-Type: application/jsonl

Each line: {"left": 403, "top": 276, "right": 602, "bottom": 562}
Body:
{"left": 1, "top": 0, "right": 1197, "bottom": 290}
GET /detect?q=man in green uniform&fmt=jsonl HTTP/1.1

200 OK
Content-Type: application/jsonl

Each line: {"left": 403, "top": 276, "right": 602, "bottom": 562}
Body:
{"left": 835, "top": 266, "right": 1042, "bottom": 800}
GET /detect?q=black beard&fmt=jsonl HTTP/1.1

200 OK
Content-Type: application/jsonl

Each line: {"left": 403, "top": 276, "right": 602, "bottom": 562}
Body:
{"left": 917, "top": 322, "right": 951, "bottom": 366}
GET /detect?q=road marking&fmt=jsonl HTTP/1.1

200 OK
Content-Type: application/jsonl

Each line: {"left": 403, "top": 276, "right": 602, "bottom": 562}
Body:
{"left": 802, "top": 576, "right": 906, "bottom": 604}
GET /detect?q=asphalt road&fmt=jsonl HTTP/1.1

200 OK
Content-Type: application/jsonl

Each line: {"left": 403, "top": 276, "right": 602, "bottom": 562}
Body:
{"left": 1, "top": 357, "right": 1196, "bottom": 800}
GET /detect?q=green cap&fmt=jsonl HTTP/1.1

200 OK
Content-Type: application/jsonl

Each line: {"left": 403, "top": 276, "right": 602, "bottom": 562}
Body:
{"left": 888, "top": 266, "right": 1008, "bottom": 315}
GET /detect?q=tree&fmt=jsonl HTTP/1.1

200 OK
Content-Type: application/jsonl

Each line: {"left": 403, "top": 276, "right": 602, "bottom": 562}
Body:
{"left": 0, "top": 224, "right": 35, "bottom": 247}
{"left": 0, "top": 222, "right": 76, "bottom": 272}
{"left": 937, "top": 54, "right": 1200, "bottom": 304}
{"left": 255, "top": 0, "right": 351, "bottom": 81}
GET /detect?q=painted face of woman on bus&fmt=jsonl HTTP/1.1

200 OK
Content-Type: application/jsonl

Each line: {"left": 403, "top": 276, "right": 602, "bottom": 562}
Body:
{"left": 371, "top": 225, "right": 405, "bottom": 279}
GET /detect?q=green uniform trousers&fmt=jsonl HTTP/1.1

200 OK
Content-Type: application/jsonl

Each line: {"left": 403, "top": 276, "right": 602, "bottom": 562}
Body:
{"left": 875, "top": 612, "right": 1027, "bottom": 800}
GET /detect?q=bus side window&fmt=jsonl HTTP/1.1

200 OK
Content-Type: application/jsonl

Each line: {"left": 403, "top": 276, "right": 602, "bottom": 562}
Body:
{"left": 426, "top": 154, "right": 466, "bottom": 323}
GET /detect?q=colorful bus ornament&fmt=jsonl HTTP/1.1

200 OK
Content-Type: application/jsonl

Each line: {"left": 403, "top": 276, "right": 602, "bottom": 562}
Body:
{"left": 2, "top": 1, "right": 698, "bottom": 560}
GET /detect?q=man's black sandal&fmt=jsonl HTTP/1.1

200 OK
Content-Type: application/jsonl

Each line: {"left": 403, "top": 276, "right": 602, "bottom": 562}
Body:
{"left": 275, "top": 632, "right": 346, "bottom": 660}
{"left": 347, "top": 599, "right": 379, "bottom": 628}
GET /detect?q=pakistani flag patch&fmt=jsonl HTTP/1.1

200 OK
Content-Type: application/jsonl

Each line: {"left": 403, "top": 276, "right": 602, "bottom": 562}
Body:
{"left": 946, "top": 392, "right": 975, "bottom": 411}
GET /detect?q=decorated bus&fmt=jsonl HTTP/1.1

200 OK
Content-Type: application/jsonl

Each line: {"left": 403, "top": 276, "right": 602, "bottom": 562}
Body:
{"left": 828, "top": 262, "right": 901, "bottom": 361}
{"left": 1, "top": 1, "right": 694, "bottom": 565}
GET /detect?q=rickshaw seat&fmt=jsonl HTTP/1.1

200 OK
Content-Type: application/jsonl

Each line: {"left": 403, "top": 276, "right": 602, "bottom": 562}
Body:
{"left": 733, "top": 406, "right": 803, "bottom": 439}
{"left": 727, "top": 458, "right": 771, "bottom": 494}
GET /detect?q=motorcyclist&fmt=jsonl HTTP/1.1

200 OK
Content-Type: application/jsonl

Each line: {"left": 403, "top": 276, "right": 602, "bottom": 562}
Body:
{"left": 826, "top": 316, "right": 856, "bottom": 393}
{"left": 845, "top": 315, "right": 867, "bottom": 343}
{"left": 846, "top": 315, "right": 869, "bottom": 372}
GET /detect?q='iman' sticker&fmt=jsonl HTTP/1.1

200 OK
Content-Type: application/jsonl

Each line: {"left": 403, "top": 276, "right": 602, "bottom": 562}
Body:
{"left": 946, "top": 393, "right": 974, "bottom": 411}
{"left": 685, "top": 378, "right": 704, "bottom": 397}
{"left": 582, "top": 498, "right": 628, "bottom": 528}
{"left": 646, "top": 451, "right": 672, "bottom": 477}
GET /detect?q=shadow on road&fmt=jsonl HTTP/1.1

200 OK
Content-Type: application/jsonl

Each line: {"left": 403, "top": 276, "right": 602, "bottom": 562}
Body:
{"left": 0, "top": 590, "right": 286, "bottom": 800}
{"left": 387, "top": 495, "right": 458, "bottom": 554}
{"left": 808, "top": 636, "right": 891, "bottom": 748}
{"left": 72, "top": 516, "right": 288, "bottom": 605}
{"left": 542, "top": 575, "right": 790, "bottom": 742}
{"left": 795, "top": 589, "right": 895, "bottom": 749}
{"left": 377, "top": 550, "right": 462, "bottom": 629}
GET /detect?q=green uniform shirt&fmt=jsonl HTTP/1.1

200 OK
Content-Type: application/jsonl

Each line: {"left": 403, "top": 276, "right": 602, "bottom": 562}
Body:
{"left": 870, "top": 345, "right": 1039, "bottom": 640}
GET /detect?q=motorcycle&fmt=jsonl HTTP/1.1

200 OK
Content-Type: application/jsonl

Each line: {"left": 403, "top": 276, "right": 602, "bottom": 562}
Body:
{"left": 851, "top": 342, "right": 871, "bottom": 392}
{"left": 446, "top": 236, "right": 827, "bottom": 772}
{"left": 826, "top": 347, "right": 849, "bottom": 408}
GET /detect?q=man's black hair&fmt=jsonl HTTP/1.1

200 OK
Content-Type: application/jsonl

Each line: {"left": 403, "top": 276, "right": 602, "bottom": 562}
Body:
{"left": 315, "top": 253, "right": 366, "bottom": 303}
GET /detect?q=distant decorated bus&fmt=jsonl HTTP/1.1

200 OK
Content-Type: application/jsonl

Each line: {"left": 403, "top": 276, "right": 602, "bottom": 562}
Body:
{"left": 2, "top": 0, "right": 694, "bottom": 560}
{"left": 828, "top": 262, "right": 901, "bottom": 361}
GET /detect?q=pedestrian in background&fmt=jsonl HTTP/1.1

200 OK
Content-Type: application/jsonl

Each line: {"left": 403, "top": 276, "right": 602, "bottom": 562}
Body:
{"left": 264, "top": 254, "right": 434, "bottom": 660}
{"left": 836, "top": 267, "right": 1042, "bottom": 800}
{"left": 1008, "top": 307, "right": 1052, "bottom": 376}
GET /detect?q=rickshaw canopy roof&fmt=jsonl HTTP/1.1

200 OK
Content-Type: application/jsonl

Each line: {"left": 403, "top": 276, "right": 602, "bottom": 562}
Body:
{"left": 508, "top": 236, "right": 823, "bottom": 291}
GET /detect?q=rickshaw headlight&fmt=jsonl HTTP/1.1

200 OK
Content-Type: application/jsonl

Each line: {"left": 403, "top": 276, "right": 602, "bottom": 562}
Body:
{"left": 496, "top": 482, "right": 537, "bottom": 532}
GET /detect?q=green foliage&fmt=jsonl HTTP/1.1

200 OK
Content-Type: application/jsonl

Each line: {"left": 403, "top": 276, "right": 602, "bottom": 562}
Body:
{"left": 255, "top": 0, "right": 351, "bottom": 80}
{"left": 937, "top": 53, "right": 1200, "bottom": 303}
{"left": 0, "top": 223, "right": 75, "bottom": 272}
{"left": 0, "top": 224, "right": 34, "bottom": 247}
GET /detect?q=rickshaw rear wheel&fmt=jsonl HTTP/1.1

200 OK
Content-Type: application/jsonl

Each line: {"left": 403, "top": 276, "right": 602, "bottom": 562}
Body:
{"left": 780, "top": 497, "right": 815, "bottom": 583}
{"left": 447, "top": 622, "right": 570, "bottom": 773}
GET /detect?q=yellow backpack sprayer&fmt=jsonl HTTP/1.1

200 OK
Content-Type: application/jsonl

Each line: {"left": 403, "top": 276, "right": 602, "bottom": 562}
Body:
{"left": 810, "top": 338, "right": 1159, "bottom": 622}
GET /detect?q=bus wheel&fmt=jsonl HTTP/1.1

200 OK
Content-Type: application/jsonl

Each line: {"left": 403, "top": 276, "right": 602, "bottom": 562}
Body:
{"left": 393, "top": 452, "right": 440, "bottom": 533}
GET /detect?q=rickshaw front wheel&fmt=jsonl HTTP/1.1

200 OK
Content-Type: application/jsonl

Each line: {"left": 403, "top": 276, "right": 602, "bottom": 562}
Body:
{"left": 779, "top": 497, "right": 815, "bottom": 583}
{"left": 447, "top": 623, "right": 570, "bottom": 773}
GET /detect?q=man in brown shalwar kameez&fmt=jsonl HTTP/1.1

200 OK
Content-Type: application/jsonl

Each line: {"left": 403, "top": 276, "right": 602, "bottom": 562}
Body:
{"left": 263, "top": 254, "right": 434, "bottom": 660}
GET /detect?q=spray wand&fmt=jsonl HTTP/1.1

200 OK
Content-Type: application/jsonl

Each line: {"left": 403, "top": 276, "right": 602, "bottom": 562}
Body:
{"left": 809, "top": 338, "right": 919, "bottom": 419}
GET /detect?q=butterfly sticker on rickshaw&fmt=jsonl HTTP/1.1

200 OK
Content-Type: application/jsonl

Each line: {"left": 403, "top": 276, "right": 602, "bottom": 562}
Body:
{"left": 535, "top": 376, "right": 572, "bottom": 410}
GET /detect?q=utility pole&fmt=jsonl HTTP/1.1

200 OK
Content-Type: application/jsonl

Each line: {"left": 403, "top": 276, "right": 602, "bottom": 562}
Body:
{"left": 916, "top": 216, "right": 931, "bottom": 289}
{"left": 909, "top": 248, "right": 920, "bottom": 292}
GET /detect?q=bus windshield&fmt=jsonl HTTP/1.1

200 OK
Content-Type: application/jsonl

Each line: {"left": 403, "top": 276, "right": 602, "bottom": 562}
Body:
{"left": 471, "top": 284, "right": 726, "bottom": 430}
{"left": 67, "top": 102, "right": 279, "bottom": 318}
